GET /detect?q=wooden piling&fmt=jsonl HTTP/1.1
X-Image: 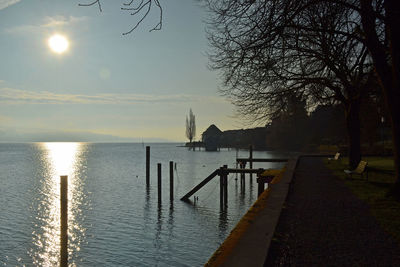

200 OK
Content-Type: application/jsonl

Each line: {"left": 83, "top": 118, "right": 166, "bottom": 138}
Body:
{"left": 158, "top": 163, "right": 161, "bottom": 202}
{"left": 256, "top": 174, "right": 274, "bottom": 197}
{"left": 169, "top": 161, "right": 174, "bottom": 202}
{"left": 240, "top": 161, "right": 245, "bottom": 190}
{"left": 220, "top": 167, "right": 224, "bottom": 207}
{"left": 60, "top": 175, "right": 68, "bottom": 267}
{"left": 223, "top": 165, "right": 228, "bottom": 206}
{"left": 146, "top": 146, "right": 150, "bottom": 186}
{"left": 249, "top": 145, "right": 253, "bottom": 182}
{"left": 257, "top": 178, "right": 264, "bottom": 197}
{"left": 235, "top": 148, "right": 239, "bottom": 180}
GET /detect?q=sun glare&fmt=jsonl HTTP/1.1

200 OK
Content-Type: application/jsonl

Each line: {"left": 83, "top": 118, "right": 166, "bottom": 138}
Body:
{"left": 48, "top": 34, "right": 69, "bottom": 54}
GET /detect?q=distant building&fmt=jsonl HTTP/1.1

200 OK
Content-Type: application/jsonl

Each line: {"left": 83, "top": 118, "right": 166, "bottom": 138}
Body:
{"left": 202, "top": 124, "right": 222, "bottom": 151}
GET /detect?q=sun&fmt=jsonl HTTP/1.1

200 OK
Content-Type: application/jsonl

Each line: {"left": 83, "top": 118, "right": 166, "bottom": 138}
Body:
{"left": 48, "top": 34, "right": 69, "bottom": 54}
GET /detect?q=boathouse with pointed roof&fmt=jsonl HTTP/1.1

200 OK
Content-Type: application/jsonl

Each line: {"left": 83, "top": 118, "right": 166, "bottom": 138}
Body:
{"left": 202, "top": 124, "right": 222, "bottom": 151}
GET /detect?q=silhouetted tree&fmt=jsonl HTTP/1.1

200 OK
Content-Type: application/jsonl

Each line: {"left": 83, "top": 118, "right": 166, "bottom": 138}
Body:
{"left": 267, "top": 95, "right": 310, "bottom": 150}
{"left": 309, "top": 105, "right": 347, "bottom": 146}
{"left": 282, "top": 0, "right": 400, "bottom": 196}
{"left": 205, "top": 0, "right": 375, "bottom": 168}
{"left": 186, "top": 108, "right": 196, "bottom": 145}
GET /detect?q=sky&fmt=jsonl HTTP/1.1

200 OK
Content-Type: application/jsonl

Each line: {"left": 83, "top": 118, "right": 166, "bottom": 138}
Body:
{"left": 0, "top": 0, "right": 243, "bottom": 142}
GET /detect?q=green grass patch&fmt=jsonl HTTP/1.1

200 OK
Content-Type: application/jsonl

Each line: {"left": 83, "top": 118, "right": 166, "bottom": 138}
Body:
{"left": 324, "top": 156, "right": 400, "bottom": 243}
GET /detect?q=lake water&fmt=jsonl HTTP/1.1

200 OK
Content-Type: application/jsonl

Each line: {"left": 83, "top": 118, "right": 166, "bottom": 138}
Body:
{"left": 0, "top": 143, "right": 286, "bottom": 266}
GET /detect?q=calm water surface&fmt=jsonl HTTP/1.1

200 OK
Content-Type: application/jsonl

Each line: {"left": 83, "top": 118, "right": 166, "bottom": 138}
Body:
{"left": 0, "top": 143, "right": 286, "bottom": 266}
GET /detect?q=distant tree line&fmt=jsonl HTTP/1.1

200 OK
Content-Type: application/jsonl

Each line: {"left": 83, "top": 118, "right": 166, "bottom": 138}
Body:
{"left": 201, "top": 95, "right": 390, "bottom": 152}
{"left": 265, "top": 95, "right": 390, "bottom": 152}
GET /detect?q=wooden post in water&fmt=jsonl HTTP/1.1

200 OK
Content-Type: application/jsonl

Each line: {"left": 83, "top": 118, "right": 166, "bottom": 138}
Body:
{"left": 235, "top": 148, "right": 239, "bottom": 180}
{"left": 249, "top": 145, "right": 253, "bottom": 183}
{"left": 146, "top": 146, "right": 150, "bottom": 186}
{"left": 219, "top": 167, "right": 224, "bottom": 207}
{"left": 223, "top": 165, "right": 228, "bottom": 207}
{"left": 158, "top": 163, "right": 162, "bottom": 202}
{"left": 60, "top": 175, "right": 68, "bottom": 267}
{"left": 256, "top": 172, "right": 273, "bottom": 197}
{"left": 240, "top": 161, "right": 245, "bottom": 191}
{"left": 169, "top": 161, "right": 174, "bottom": 202}
{"left": 257, "top": 177, "right": 264, "bottom": 196}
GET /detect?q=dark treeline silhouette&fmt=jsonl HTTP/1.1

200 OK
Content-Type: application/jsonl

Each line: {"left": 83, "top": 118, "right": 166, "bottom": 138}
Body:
{"left": 201, "top": 124, "right": 269, "bottom": 151}
{"left": 201, "top": 98, "right": 391, "bottom": 153}
{"left": 267, "top": 98, "right": 391, "bottom": 153}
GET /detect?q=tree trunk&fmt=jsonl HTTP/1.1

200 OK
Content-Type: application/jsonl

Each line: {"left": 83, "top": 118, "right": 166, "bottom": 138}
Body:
{"left": 189, "top": 138, "right": 195, "bottom": 151}
{"left": 374, "top": 62, "right": 400, "bottom": 197}
{"left": 345, "top": 99, "right": 361, "bottom": 169}
{"left": 386, "top": 0, "right": 400, "bottom": 198}
{"left": 360, "top": 0, "right": 400, "bottom": 198}
{"left": 388, "top": 102, "right": 400, "bottom": 198}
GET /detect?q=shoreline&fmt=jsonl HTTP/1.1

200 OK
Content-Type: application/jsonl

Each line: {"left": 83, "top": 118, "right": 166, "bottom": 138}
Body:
{"left": 205, "top": 156, "right": 299, "bottom": 266}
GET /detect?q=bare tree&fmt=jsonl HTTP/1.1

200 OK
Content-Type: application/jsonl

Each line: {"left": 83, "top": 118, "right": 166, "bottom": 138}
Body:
{"left": 205, "top": 0, "right": 375, "bottom": 168}
{"left": 186, "top": 108, "right": 196, "bottom": 145}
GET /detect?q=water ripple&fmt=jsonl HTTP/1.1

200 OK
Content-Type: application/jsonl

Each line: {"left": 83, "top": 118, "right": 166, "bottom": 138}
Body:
{"left": 0, "top": 143, "right": 287, "bottom": 266}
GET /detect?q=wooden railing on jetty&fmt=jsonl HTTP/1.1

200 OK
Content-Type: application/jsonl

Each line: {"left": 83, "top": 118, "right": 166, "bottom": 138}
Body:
{"left": 180, "top": 166, "right": 275, "bottom": 206}
{"left": 236, "top": 158, "right": 288, "bottom": 163}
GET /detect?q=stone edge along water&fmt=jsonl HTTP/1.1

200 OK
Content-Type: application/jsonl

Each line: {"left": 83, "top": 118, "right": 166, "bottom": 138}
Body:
{"left": 205, "top": 156, "right": 299, "bottom": 267}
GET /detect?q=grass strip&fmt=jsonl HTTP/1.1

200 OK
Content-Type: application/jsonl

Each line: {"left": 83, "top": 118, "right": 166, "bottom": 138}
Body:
{"left": 324, "top": 157, "right": 400, "bottom": 242}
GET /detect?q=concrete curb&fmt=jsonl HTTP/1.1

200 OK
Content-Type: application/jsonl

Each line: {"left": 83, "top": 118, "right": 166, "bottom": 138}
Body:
{"left": 205, "top": 156, "right": 299, "bottom": 267}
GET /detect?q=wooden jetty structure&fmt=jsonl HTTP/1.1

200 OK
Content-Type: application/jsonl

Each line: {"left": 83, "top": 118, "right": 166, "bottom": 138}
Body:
{"left": 180, "top": 166, "right": 276, "bottom": 206}
{"left": 143, "top": 145, "right": 287, "bottom": 207}
{"left": 236, "top": 157, "right": 288, "bottom": 186}
{"left": 181, "top": 153, "right": 288, "bottom": 206}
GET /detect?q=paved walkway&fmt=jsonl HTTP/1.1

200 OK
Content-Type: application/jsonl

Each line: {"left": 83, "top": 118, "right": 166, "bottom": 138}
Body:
{"left": 265, "top": 157, "right": 400, "bottom": 266}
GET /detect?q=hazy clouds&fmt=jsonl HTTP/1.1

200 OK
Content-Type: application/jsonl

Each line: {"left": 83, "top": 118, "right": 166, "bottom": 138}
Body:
{"left": 0, "top": 0, "right": 21, "bottom": 11}
{"left": 0, "top": 87, "right": 227, "bottom": 105}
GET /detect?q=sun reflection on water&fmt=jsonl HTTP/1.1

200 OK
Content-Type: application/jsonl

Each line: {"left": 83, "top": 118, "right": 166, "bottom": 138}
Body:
{"left": 31, "top": 142, "right": 86, "bottom": 266}
{"left": 45, "top": 142, "right": 81, "bottom": 177}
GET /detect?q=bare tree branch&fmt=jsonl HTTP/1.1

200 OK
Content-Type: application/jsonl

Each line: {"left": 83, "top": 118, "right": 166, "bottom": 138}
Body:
{"left": 121, "top": 0, "right": 162, "bottom": 35}
{"left": 79, "top": 0, "right": 102, "bottom": 12}
{"left": 205, "top": 0, "right": 374, "bottom": 124}
{"left": 79, "top": 0, "right": 162, "bottom": 35}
